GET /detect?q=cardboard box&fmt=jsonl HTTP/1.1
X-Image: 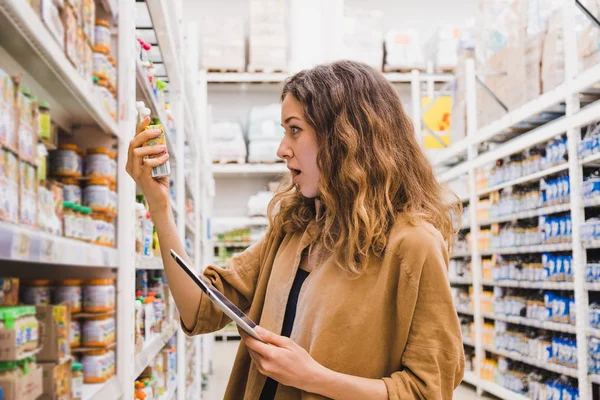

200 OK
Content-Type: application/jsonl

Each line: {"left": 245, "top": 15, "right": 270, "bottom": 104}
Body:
{"left": 0, "top": 70, "right": 17, "bottom": 152}
{"left": 248, "top": 0, "right": 288, "bottom": 71}
{"left": 36, "top": 304, "right": 71, "bottom": 363}
{"left": 19, "top": 161, "right": 38, "bottom": 228}
{"left": 0, "top": 365, "right": 43, "bottom": 400}
{"left": 14, "top": 87, "right": 38, "bottom": 165}
{"left": 62, "top": 4, "right": 78, "bottom": 66}
{"left": 0, "top": 149, "right": 19, "bottom": 223}
{"left": 0, "top": 278, "right": 19, "bottom": 306}
{"left": 32, "top": 0, "right": 65, "bottom": 50}
{"left": 200, "top": 16, "right": 245, "bottom": 71}
{"left": 40, "top": 357, "right": 73, "bottom": 400}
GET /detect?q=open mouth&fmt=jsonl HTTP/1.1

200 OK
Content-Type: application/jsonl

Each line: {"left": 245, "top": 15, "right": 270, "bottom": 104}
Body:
{"left": 290, "top": 168, "right": 301, "bottom": 177}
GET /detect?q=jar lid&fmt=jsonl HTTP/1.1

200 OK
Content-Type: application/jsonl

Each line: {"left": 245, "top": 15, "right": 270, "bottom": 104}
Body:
{"left": 95, "top": 19, "right": 110, "bottom": 27}
{"left": 108, "top": 151, "right": 116, "bottom": 160}
{"left": 58, "top": 144, "right": 79, "bottom": 151}
{"left": 57, "top": 279, "right": 82, "bottom": 286}
{"left": 88, "top": 178, "right": 109, "bottom": 186}
{"left": 82, "top": 207, "right": 92, "bottom": 214}
{"left": 87, "top": 148, "right": 109, "bottom": 155}
{"left": 71, "top": 362, "right": 83, "bottom": 371}
{"left": 24, "top": 279, "right": 51, "bottom": 286}
{"left": 73, "top": 205, "right": 82, "bottom": 212}
{"left": 87, "top": 315, "right": 110, "bottom": 321}
{"left": 85, "top": 349, "right": 107, "bottom": 356}
{"left": 63, "top": 201, "right": 74, "bottom": 209}
{"left": 61, "top": 178, "right": 79, "bottom": 185}
{"left": 86, "top": 278, "right": 115, "bottom": 285}
{"left": 0, "top": 361, "right": 17, "bottom": 371}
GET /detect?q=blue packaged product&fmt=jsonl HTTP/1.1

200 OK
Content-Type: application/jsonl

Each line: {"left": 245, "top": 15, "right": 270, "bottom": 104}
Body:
{"left": 556, "top": 256, "right": 564, "bottom": 280}
{"left": 566, "top": 216, "right": 572, "bottom": 239}
{"left": 552, "top": 217, "right": 560, "bottom": 242}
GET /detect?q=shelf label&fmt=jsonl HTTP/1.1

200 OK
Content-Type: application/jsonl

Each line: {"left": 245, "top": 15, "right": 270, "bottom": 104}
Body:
{"left": 11, "top": 232, "right": 31, "bottom": 260}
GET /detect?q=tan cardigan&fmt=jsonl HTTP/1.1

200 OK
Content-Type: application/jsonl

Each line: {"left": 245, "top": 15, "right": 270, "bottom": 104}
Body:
{"left": 183, "top": 215, "right": 465, "bottom": 399}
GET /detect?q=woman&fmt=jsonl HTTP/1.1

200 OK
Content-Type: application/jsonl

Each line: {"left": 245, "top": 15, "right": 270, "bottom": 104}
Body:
{"left": 127, "top": 60, "right": 464, "bottom": 400}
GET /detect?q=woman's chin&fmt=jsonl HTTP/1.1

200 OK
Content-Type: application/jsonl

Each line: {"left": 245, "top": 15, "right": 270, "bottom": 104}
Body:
{"left": 299, "top": 186, "right": 319, "bottom": 199}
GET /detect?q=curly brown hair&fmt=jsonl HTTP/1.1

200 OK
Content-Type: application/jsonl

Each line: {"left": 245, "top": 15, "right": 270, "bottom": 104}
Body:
{"left": 268, "top": 60, "right": 459, "bottom": 275}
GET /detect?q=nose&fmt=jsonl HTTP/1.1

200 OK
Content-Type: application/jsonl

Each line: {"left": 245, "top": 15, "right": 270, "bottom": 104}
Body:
{"left": 277, "top": 136, "right": 293, "bottom": 160}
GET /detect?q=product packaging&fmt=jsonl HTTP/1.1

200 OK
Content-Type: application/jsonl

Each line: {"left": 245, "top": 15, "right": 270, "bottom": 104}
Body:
{"left": 0, "top": 69, "right": 17, "bottom": 151}
{"left": 0, "top": 278, "right": 19, "bottom": 306}
{"left": 144, "top": 124, "right": 171, "bottom": 178}
{"left": 36, "top": 304, "right": 71, "bottom": 363}
{"left": 0, "top": 362, "right": 43, "bottom": 400}
{"left": 40, "top": 356, "right": 72, "bottom": 400}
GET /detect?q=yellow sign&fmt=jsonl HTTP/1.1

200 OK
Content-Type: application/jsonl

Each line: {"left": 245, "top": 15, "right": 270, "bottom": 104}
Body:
{"left": 421, "top": 96, "right": 452, "bottom": 149}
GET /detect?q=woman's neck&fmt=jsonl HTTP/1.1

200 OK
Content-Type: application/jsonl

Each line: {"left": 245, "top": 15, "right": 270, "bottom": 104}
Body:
{"left": 315, "top": 199, "right": 322, "bottom": 221}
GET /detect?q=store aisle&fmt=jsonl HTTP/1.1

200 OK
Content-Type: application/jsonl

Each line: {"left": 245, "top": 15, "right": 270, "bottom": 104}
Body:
{"left": 204, "top": 340, "right": 488, "bottom": 399}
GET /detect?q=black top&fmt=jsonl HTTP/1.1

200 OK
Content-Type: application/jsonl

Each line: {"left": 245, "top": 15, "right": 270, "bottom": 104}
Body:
{"left": 259, "top": 268, "right": 310, "bottom": 400}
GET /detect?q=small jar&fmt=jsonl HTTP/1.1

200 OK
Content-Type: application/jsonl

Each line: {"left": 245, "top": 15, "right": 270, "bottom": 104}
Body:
{"left": 94, "top": 19, "right": 111, "bottom": 51}
{"left": 93, "top": 46, "right": 109, "bottom": 80}
{"left": 90, "top": 212, "right": 105, "bottom": 245}
{"left": 82, "top": 349, "right": 108, "bottom": 383}
{"left": 21, "top": 306, "right": 39, "bottom": 351}
{"left": 70, "top": 320, "right": 81, "bottom": 348}
{"left": 93, "top": 78, "right": 112, "bottom": 116}
{"left": 106, "top": 215, "right": 116, "bottom": 247}
{"left": 82, "top": 315, "right": 115, "bottom": 347}
{"left": 55, "top": 280, "right": 83, "bottom": 312}
{"left": 108, "top": 152, "right": 117, "bottom": 182}
{"left": 63, "top": 202, "right": 75, "bottom": 238}
{"left": 85, "top": 148, "right": 111, "bottom": 178}
{"left": 108, "top": 183, "right": 117, "bottom": 215}
{"left": 72, "top": 362, "right": 84, "bottom": 399}
{"left": 51, "top": 144, "right": 81, "bottom": 177}
{"left": 83, "top": 178, "right": 110, "bottom": 213}
{"left": 61, "top": 178, "right": 82, "bottom": 205}
{"left": 21, "top": 280, "right": 52, "bottom": 305}
{"left": 73, "top": 205, "right": 83, "bottom": 240}
{"left": 83, "top": 279, "right": 115, "bottom": 312}
{"left": 38, "top": 101, "right": 51, "bottom": 141}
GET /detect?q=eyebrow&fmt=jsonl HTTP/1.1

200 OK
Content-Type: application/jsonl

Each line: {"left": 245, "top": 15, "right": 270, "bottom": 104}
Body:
{"left": 284, "top": 116, "right": 301, "bottom": 124}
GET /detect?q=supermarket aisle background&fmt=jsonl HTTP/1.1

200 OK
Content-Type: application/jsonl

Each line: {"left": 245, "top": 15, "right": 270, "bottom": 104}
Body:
{"left": 204, "top": 340, "right": 490, "bottom": 399}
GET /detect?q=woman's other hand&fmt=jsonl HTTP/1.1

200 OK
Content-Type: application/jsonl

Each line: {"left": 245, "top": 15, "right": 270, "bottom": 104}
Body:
{"left": 241, "top": 326, "right": 327, "bottom": 392}
{"left": 126, "top": 116, "right": 171, "bottom": 211}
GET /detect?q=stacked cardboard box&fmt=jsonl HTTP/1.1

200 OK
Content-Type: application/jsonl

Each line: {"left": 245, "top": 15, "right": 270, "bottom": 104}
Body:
{"left": 200, "top": 16, "right": 245, "bottom": 72}
{"left": 247, "top": 104, "right": 284, "bottom": 164}
{"left": 345, "top": 7, "right": 384, "bottom": 71}
{"left": 248, "top": 0, "right": 288, "bottom": 72}
{"left": 425, "top": 26, "right": 461, "bottom": 71}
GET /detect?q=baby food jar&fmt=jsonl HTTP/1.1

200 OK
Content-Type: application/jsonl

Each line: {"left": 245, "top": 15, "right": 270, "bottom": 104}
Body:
{"left": 54, "top": 280, "right": 83, "bottom": 312}
{"left": 61, "top": 178, "right": 82, "bottom": 205}
{"left": 21, "top": 280, "right": 52, "bottom": 305}
{"left": 85, "top": 148, "right": 111, "bottom": 178}
{"left": 22, "top": 306, "right": 39, "bottom": 351}
{"left": 90, "top": 212, "right": 105, "bottom": 245}
{"left": 82, "top": 315, "right": 115, "bottom": 347}
{"left": 94, "top": 19, "right": 111, "bottom": 51}
{"left": 72, "top": 362, "right": 84, "bottom": 399}
{"left": 82, "top": 349, "right": 108, "bottom": 383}
{"left": 83, "top": 279, "right": 115, "bottom": 312}
{"left": 70, "top": 320, "right": 81, "bottom": 348}
{"left": 93, "top": 46, "right": 109, "bottom": 80}
{"left": 108, "top": 151, "right": 117, "bottom": 182}
{"left": 108, "top": 183, "right": 117, "bottom": 215}
{"left": 51, "top": 144, "right": 82, "bottom": 177}
{"left": 83, "top": 179, "right": 110, "bottom": 213}
{"left": 0, "top": 308, "right": 23, "bottom": 355}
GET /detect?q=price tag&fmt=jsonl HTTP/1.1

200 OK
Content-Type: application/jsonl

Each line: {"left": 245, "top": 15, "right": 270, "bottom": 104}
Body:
{"left": 41, "top": 238, "right": 56, "bottom": 263}
{"left": 11, "top": 232, "right": 31, "bottom": 260}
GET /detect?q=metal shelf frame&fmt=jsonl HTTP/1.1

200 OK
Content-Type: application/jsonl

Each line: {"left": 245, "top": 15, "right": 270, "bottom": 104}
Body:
{"left": 442, "top": 3, "right": 598, "bottom": 398}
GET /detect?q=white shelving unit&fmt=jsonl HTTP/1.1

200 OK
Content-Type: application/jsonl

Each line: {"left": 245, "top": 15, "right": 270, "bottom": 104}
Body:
{"left": 438, "top": 2, "right": 600, "bottom": 399}
{"left": 0, "top": 1, "right": 205, "bottom": 400}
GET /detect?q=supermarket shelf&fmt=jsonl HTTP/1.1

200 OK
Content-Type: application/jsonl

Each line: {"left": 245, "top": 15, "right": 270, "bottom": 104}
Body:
{"left": 0, "top": 0, "right": 119, "bottom": 136}
{"left": 186, "top": 222, "right": 197, "bottom": 235}
{"left": 384, "top": 72, "right": 454, "bottom": 83}
{"left": 136, "top": 254, "right": 164, "bottom": 270}
{"left": 481, "top": 280, "right": 574, "bottom": 290}
{"left": 476, "top": 163, "right": 569, "bottom": 196}
{"left": 0, "top": 221, "right": 118, "bottom": 267}
{"left": 462, "top": 336, "right": 475, "bottom": 347}
{"left": 207, "top": 72, "right": 289, "bottom": 83}
{"left": 478, "top": 380, "right": 529, "bottom": 400}
{"left": 581, "top": 152, "right": 600, "bottom": 166}
{"left": 483, "top": 345, "right": 579, "bottom": 378}
{"left": 136, "top": 60, "right": 177, "bottom": 163}
{"left": 449, "top": 277, "right": 473, "bottom": 285}
{"left": 451, "top": 250, "right": 471, "bottom": 258}
{"left": 480, "top": 242, "right": 572, "bottom": 255}
{"left": 588, "top": 283, "right": 600, "bottom": 291}
{"left": 146, "top": 0, "right": 181, "bottom": 89}
{"left": 482, "top": 312, "right": 577, "bottom": 334}
{"left": 214, "top": 241, "right": 254, "bottom": 248}
{"left": 462, "top": 371, "right": 479, "bottom": 386}
{"left": 212, "top": 163, "right": 288, "bottom": 177}
{"left": 479, "top": 203, "right": 570, "bottom": 225}
{"left": 82, "top": 376, "right": 122, "bottom": 400}
{"left": 588, "top": 327, "right": 600, "bottom": 338}
{"left": 455, "top": 305, "right": 474, "bottom": 316}
{"left": 99, "top": 0, "right": 118, "bottom": 19}
{"left": 584, "top": 195, "right": 600, "bottom": 207}
{"left": 583, "top": 240, "right": 600, "bottom": 249}
{"left": 212, "top": 216, "right": 269, "bottom": 227}
{"left": 459, "top": 194, "right": 470, "bottom": 203}
{"left": 134, "top": 323, "right": 178, "bottom": 378}
{"left": 591, "top": 374, "right": 600, "bottom": 385}
{"left": 161, "top": 384, "right": 177, "bottom": 400}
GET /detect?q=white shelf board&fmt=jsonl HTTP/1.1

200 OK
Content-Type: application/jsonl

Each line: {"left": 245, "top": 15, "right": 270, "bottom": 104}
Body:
{"left": 478, "top": 380, "right": 529, "bottom": 400}
{"left": 186, "top": 222, "right": 196, "bottom": 235}
{"left": 462, "top": 371, "right": 479, "bottom": 386}
{"left": 207, "top": 72, "right": 289, "bottom": 83}
{"left": 384, "top": 72, "right": 454, "bottom": 83}
{"left": 584, "top": 195, "right": 600, "bottom": 207}
{"left": 451, "top": 250, "right": 471, "bottom": 258}
{"left": 449, "top": 277, "right": 473, "bottom": 285}
{"left": 480, "top": 202, "right": 570, "bottom": 225}
{"left": 0, "top": 0, "right": 119, "bottom": 137}
{"left": 82, "top": 376, "right": 122, "bottom": 400}
{"left": 136, "top": 254, "right": 163, "bottom": 270}
{"left": 212, "top": 163, "right": 288, "bottom": 177}
{"left": 583, "top": 240, "right": 600, "bottom": 249}
{"left": 455, "top": 306, "right": 474, "bottom": 316}
{"left": 476, "top": 163, "right": 569, "bottom": 196}
{"left": 581, "top": 152, "right": 600, "bottom": 166}
{"left": 590, "top": 374, "right": 600, "bottom": 385}
{"left": 588, "top": 327, "right": 600, "bottom": 338}
{"left": 587, "top": 282, "right": 600, "bottom": 291}
{"left": 462, "top": 336, "right": 475, "bottom": 347}
{"left": 212, "top": 216, "right": 269, "bottom": 227}
{"left": 481, "top": 280, "right": 574, "bottom": 290}
{"left": 480, "top": 242, "right": 572, "bottom": 255}
{"left": 483, "top": 345, "right": 579, "bottom": 378}
{"left": 0, "top": 221, "right": 118, "bottom": 267}
{"left": 134, "top": 323, "right": 179, "bottom": 378}
{"left": 136, "top": 60, "right": 177, "bottom": 164}
{"left": 146, "top": 0, "right": 181, "bottom": 89}
{"left": 482, "top": 312, "right": 577, "bottom": 334}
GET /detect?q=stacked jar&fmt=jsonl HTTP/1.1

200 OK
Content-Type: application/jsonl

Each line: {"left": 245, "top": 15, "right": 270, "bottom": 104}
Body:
{"left": 93, "top": 20, "right": 117, "bottom": 121}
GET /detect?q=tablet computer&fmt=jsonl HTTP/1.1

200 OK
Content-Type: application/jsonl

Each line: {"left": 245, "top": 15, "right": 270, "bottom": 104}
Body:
{"left": 170, "top": 249, "right": 264, "bottom": 341}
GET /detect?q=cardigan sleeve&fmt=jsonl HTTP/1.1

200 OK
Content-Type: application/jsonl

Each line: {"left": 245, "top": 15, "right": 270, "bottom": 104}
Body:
{"left": 181, "top": 237, "right": 264, "bottom": 336}
{"left": 382, "top": 228, "right": 465, "bottom": 400}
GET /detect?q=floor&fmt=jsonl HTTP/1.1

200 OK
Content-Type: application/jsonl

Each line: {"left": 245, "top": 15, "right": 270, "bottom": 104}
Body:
{"left": 203, "top": 340, "right": 492, "bottom": 400}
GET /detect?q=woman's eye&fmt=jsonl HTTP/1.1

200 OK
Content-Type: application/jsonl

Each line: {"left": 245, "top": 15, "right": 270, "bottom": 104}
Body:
{"left": 291, "top": 126, "right": 300, "bottom": 134}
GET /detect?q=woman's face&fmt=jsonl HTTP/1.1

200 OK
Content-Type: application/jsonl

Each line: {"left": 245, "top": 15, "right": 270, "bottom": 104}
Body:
{"left": 278, "top": 94, "right": 320, "bottom": 198}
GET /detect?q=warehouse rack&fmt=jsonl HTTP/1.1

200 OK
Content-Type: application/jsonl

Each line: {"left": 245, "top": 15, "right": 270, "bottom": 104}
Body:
{"left": 0, "top": 1, "right": 206, "bottom": 400}
{"left": 436, "top": 2, "right": 600, "bottom": 399}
